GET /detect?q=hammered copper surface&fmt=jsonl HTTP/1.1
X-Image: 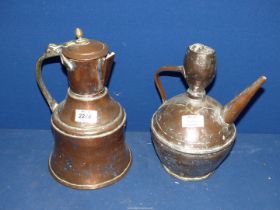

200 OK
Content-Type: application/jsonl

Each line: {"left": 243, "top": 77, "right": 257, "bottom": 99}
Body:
{"left": 36, "top": 28, "right": 131, "bottom": 189}
{"left": 152, "top": 133, "right": 233, "bottom": 179}
{"left": 151, "top": 43, "right": 266, "bottom": 180}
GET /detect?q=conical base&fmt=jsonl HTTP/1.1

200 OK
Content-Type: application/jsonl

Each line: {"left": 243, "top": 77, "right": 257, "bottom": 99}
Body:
{"left": 48, "top": 149, "right": 132, "bottom": 190}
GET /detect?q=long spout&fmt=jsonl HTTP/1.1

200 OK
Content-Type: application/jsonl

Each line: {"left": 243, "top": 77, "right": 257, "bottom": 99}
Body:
{"left": 223, "top": 76, "right": 267, "bottom": 124}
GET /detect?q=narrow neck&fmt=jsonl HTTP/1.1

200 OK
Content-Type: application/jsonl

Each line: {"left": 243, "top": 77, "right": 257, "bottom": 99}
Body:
{"left": 68, "top": 87, "right": 107, "bottom": 100}
{"left": 67, "top": 59, "right": 105, "bottom": 95}
{"left": 187, "top": 88, "right": 206, "bottom": 99}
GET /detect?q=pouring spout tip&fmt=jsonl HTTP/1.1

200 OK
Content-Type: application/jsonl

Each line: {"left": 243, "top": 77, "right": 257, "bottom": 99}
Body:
{"left": 261, "top": 75, "right": 267, "bottom": 81}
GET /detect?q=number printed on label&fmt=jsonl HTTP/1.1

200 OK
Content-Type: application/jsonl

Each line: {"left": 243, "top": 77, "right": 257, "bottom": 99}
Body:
{"left": 75, "top": 109, "right": 97, "bottom": 123}
{"left": 182, "top": 115, "right": 204, "bottom": 128}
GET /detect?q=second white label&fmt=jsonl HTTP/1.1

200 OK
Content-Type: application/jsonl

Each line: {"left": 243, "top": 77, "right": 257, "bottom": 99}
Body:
{"left": 182, "top": 115, "right": 204, "bottom": 128}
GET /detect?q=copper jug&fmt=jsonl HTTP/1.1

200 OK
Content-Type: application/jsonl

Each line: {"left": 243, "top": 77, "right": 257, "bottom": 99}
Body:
{"left": 36, "top": 28, "right": 132, "bottom": 189}
{"left": 151, "top": 43, "right": 266, "bottom": 181}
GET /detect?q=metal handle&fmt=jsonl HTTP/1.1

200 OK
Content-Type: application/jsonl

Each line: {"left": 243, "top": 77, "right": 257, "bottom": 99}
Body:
{"left": 36, "top": 44, "right": 62, "bottom": 112}
{"left": 154, "top": 65, "right": 185, "bottom": 103}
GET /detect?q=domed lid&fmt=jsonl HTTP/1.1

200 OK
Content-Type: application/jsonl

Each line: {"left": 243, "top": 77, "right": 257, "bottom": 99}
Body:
{"left": 62, "top": 28, "right": 109, "bottom": 60}
{"left": 151, "top": 93, "right": 236, "bottom": 154}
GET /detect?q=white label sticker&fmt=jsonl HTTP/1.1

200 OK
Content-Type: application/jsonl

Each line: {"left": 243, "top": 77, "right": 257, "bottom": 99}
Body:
{"left": 182, "top": 115, "right": 204, "bottom": 128}
{"left": 75, "top": 109, "right": 97, "bottom": 123}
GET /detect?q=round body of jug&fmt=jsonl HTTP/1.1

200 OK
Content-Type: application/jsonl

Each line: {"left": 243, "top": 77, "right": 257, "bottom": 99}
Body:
{"left": 151, "top": 93, "right": 236, "bottom": 180}
{"left": 152, "top": 43, "right": 266, "bottom": 180}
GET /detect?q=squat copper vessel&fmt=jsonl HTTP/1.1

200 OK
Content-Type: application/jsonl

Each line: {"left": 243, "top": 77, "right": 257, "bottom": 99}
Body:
{"left": 36, "top": 28, "right": 131, "bottom": 189}
{"left": 151, "top": 43, "right": 266, "bottom": 181}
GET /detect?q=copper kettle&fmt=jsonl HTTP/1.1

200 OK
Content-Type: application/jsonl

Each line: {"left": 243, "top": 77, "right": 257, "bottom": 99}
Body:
{"left": 151, "top": 43, "right": 266, "bottom": 181}
{"left": 36, "top": 28, "right": 132, "bottom": 189}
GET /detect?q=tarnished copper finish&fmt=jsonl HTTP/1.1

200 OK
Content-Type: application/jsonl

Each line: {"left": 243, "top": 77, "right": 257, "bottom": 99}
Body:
{"left": 223, "top": 76, "right": 266, "bottom": 124}
{"left": 36, "top": 28, "right": 131, "bottom": 189}
{"left": 151, "top": 43, "right": 266, "bottom": 181}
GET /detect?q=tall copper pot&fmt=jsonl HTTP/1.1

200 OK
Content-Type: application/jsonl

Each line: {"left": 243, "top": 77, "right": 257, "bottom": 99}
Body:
{"left": 36, "top": 28, "right": 131, "bottom": 189}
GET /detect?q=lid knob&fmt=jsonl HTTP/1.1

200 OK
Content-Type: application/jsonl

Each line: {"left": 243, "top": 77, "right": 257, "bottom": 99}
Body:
{"left": 75, "top": 28, "right": 83, "bottom": 39}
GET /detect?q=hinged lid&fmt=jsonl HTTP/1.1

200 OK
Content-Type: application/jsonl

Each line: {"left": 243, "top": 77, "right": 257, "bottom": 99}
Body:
{"left": 62, "top": 28, "right": 109, "bottom": 60}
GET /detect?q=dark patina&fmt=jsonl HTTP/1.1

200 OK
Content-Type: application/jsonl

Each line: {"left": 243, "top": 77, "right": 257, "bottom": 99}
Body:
{"left": 152, "top": 43, "right": 266, "bottom": 180}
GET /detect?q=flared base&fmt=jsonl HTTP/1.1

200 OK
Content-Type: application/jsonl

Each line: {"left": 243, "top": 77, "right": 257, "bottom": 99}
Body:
{"left": 48, "top": 149, "right": 132, "bottom": 190}
{"left": 163, "top": 164, "right": 213, "bottom": 181}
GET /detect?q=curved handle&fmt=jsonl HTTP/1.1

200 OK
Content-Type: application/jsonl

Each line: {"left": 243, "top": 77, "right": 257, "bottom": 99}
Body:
{"left": 154, "top": 65, "right": 185, "bottom": 103}
{"left": 36, "top": 44, "right": 62, "bottom": 112}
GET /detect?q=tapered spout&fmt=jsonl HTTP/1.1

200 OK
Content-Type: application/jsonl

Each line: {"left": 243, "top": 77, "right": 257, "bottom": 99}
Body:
{"left": 223, "top": 76, "right": 267, "bottom": 124}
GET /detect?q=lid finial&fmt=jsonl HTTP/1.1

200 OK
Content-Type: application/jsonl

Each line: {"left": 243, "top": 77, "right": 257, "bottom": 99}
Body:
{"left": 75, "top": 28, "right": 83, "bottom": 39}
